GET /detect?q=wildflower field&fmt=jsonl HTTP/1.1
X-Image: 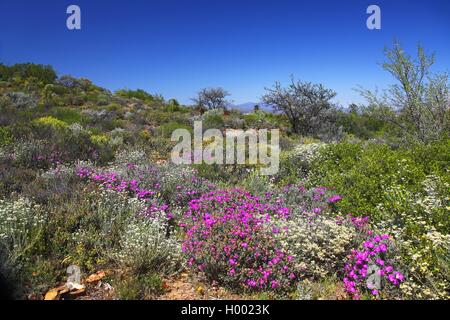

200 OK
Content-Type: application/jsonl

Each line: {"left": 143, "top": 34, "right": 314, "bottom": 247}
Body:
{"left": 0, "top": 49, "right": 449, "bottom": 300}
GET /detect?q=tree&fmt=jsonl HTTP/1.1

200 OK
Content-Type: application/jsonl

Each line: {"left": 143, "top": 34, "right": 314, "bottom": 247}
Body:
{"left": 262, "top": 77, "right": 337, "bottom": 135}
{"left": 337, "top": 104, "right": 387, "bottom": 139}
{"left": 0, "top": 63, "right": 56, "bottom": 84}
{"left": 360, "top": 41, "right": 450, "bottom": 143}
{"left": 192, "top": 87, "right": 231, "bottom": 110}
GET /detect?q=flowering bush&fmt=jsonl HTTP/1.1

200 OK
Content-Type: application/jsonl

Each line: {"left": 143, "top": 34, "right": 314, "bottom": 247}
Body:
{"left": 180, "top": 189, "right": 296, "bottom": 291}
{"left": 375, "top": 176, "right": 450, "bottom": 299}
{"left": 76, "top": 166, "right": 173, "bottom": 219}
{"left": 275, "top": 214, "right": 363, "bottom": 279}
{"left": 0, "top": 197, "right": 44, "bottom": 266}
{"left": 2, "top": 92, "right": 38, "bottom": 110}
{"left": 77, "top": 159, "right": 216, "bottom": 220}
{"left": 157, "top": 165, "right": 216, "bottom": 210}
{"left": 276, "top": 142, "right": 324, "bottom": 184}
{"left": 267, "top": 184, "right": 342, "bottom": 217}
{"left": 23, "top": 163, "right": 82, "bottom": 203}
{"left": 111, "top": 214, "right": 182, "bottom": 275}
{"left": 1, "top": 60, "right": 449, "bottom": 300}
{"left": 72, "top": 189, "right": 147, "bottom": 251}
{"left": 343, "top": 234, "right": 405, "bottom": 299}
{"left": 34, "top": 116, "right": 68, "bottom": 131}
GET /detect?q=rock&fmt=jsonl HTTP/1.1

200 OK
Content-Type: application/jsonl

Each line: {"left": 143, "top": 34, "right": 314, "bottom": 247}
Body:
{"left": 86, "top": 271, "right": 106, "bottom": 283}
{"left": 69, "top": 288, "right": 86, "bottom": 297}
{"left": 66, "top": 281, "right": 85, "bottom": 291}
{"left": 44, "top": 289, "right": 59, "bottom": 300}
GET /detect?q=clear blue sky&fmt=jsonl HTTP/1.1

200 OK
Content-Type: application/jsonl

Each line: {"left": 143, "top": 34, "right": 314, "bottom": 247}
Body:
{"left": 1, "top": 0, "right": 449, "bottom": 106}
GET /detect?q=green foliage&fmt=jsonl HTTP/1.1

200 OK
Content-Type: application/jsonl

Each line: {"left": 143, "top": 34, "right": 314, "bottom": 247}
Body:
{"left": 0, "top": 198, "right": 45, "bottom": 266}
{"left": 194, "top": 162, "right": 253, "bottom": 184}
{"left": 294, "top": 277, "right": 346, "bottom": 300}
{"left": 157, "top": 120, "right": 192, "bottom": 138}
{"left": 111, "top": 215, "right": 181, "bottom": 275}
{"left": 337, "top": 105, "right": 387, "bottom": 139}
{"left": 0, "top": 197, "right": 46, "bottom": 297}
{"left": 89, "top": 133, "right": 109, "bottom": 146}
{"left": 7, "top": 92, "right": 39, "bottom": 109}
{"left": 0, "top": 127, "right": 13, "bottom": 146}
{"left": 50, "top": 107, "right": 88, "bottom": 125}
{"left": 276, "top": 143, "right": 325, "bottom": 185}
{"left": 203, "top": 113, "right": 225, "bottom": 130}
{"left": 308, "top": 138, "right": 450, "bottom": 221}
{"left": 115, "top": 89, "right": 153, "bottom": 101}
{"left": 375, "top": 175, "right": 450, "bottom": 299}
{"left": 115, "top": 274, "right": 165, "bottom": 300}
{"left": 241, "top": 170, "right": 273, "bottom": 196}
{"left": 0, "top": 59, "right": 448, "bottom": 300}
{"left": 360, "top": 41, "right": 450, "bottom": 143}
{"left": 0, "top": 63, "right": 57, "bottom": 85}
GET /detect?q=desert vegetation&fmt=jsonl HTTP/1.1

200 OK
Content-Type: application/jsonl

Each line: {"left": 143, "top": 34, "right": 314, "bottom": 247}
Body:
{"left": 0, "top": 42, "right": 448, "bottom": 300}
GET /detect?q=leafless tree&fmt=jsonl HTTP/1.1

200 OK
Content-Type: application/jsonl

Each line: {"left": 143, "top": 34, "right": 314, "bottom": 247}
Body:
{"left": 360, "top": 41, "right": 450, "bottom": 143}
{"left": 192, "top": 87, "right": 231, "bottom": 110}
{"left": 262, "top": 77, "right": 337, "bottom": 135}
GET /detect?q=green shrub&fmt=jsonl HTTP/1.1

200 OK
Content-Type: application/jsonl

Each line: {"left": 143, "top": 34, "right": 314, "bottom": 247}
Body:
{"left": 115, "top": 274, "right": 165, "bottom": 300}
{"left": 51, "top": 107, "right": 87, "bottom": 125}
{"left": 3, "top": 92, "right": 38, "bottom": 110}
{"left": 304, "top": 139, "right": 450, "bottom": 299}
{"left": 375, "top": 176, "right": 450, "bottom": 299}
{"left": 115, "top": 89, "right": 154, "bottom": 104}
{"left": 111, "top": 214, "right": 181, "bottom": 275}
{"left": 0, "top": 197, "right": 44, "bottom": 266}
{"left": 0, "top": 63, "right": 56, "bottom": 84}
{"left": 157, "top": 121, "right": 191, "bottom": 138}
{"left": 90, "top": 133, "right": 109, "bottom": 146}
{"left": 307, "top": 139, "right": 449, "bottom": 220}
{"left": 0, "top": 127, "right": 13, "bottom": 146}
{"left": 0, "top": 197, "right": 46, "bottom": 297}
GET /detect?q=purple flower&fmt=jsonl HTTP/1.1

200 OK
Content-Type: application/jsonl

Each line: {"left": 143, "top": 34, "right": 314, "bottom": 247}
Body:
{"left": 327, "top": 195, "right": 343, "bottom": 203}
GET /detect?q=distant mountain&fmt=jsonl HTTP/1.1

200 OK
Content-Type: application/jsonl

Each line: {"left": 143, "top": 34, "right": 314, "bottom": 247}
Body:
{"left": 231, "top": 102, "right": 274, "bottom": 113}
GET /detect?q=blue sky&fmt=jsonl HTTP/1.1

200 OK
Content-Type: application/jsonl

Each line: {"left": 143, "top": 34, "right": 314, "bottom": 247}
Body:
{"left": 1, "top": 0, "right": 449, "bottom": 106}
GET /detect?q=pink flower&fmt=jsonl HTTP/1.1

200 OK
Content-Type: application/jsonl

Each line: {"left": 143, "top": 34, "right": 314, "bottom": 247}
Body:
{"left": 376, "top": 258, "right": 385, "bottom": 266}
{"left": 327, "top": 195, "right": 343, "bottom": 203}
{"left": 395, "top": 272, "right": 405, "bottom": 282}
{"left": 270, "top": 280, "right": 280, "bottom": 289}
